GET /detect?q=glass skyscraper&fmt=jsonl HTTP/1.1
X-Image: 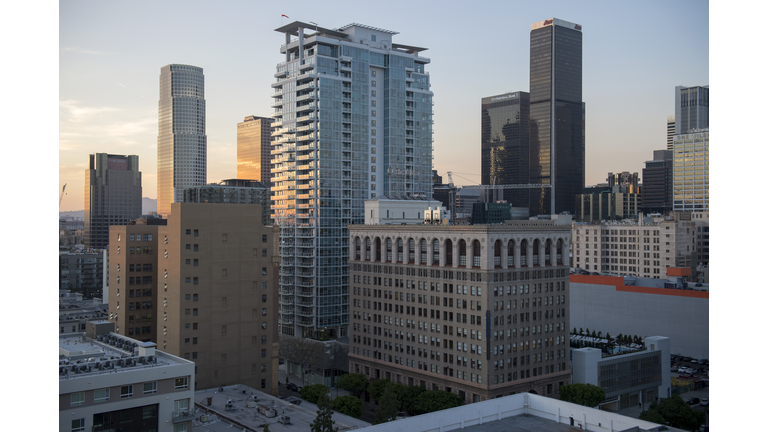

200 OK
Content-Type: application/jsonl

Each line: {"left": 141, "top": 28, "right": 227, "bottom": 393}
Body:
{"left": 157, "top": 64, "right": 207, "bottom": 217}
{"left": 529, "top": 18, "right": 584, "bottom": 216}
{"left": 481, "top": 92, "right": 530, "bottom": 208}
{"left": 271, "top": 22, "right": 433, "bottom": 340}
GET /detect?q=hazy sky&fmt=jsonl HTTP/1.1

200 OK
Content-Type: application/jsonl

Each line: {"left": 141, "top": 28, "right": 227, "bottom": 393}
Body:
{"left": 58, "top": 0, "right": 709, "bottom": 211}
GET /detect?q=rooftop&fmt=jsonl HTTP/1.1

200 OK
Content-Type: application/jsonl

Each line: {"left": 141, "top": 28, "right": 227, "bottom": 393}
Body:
{"left": 58, "top": 330, "right": 189, "bottom": 380}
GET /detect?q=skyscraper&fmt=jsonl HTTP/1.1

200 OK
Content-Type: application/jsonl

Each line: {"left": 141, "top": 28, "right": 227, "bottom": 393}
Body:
{"left": 641, "top": 150, "right": 673, "bottom": 214}
{"left": 237, "top": 116, "right": 275, "bottom": 186}
{"left": 84, "top": 153, "right": 142, "bottom": 249}
{"left": 481, "top": 92, "right": 531, "bottom": 208}
{"left": 271, "top": 22, "right": 433, "bottom": 342}
{"left": 674, "top": 85, "right": 709, "bottom": 135}
{"left": 529, "top": 18, "right": 584, "bottom": 216}
{"left": 157, "top": 64, "right": 207, "bottom": 218}
{"left": 673, "top": 130, "right": 709, "bottom": 212}
{"left": 666, "top": 114, "right": 675, "bottom": 150}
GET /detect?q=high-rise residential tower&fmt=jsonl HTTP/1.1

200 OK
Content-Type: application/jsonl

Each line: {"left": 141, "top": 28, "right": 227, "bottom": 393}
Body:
{"left": 157, "top": 64, "right": 207, "bottom": 218}
{"left": 481, "top": 92, "right": 531, "bottom": 209}
{"left": 237, "top": 116, "right": 275, "bottom": 186}
{"left": 84, "top": 153, "right": 142, "bottom": 250}
{"left": 674, "top": 85, "right": 709, "bottom": 135}
{"left": 529, "top": 18, "right": 584, "bottom": 216}
{"left": 271, "top": 22, "right": 433, "bottom": 342}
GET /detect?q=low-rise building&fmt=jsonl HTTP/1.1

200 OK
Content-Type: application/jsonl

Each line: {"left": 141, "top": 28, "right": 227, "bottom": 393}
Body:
{"left": 59, "top": 321, "right": 194, "bottom": 432}
{"left": 571, "top": 336, "right": 671, "bottom": 410}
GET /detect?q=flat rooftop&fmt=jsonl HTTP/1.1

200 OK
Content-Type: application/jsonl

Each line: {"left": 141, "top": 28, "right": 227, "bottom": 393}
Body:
{"left": 192, "top": 384, "right": 370, "bottom": 432}
{"left": 58, "top": 332, "right": 187, "bottom": 380}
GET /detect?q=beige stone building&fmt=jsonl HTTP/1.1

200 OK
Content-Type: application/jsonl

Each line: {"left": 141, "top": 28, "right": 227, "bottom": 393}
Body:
{"left": 348, "top": 221, "right": 572, "bottom": 403}
{"left": 108, "top": 203, "right": 280, "bottom": 394}
{"left": 572, "top": 211, "right": 697, "bottom": 278}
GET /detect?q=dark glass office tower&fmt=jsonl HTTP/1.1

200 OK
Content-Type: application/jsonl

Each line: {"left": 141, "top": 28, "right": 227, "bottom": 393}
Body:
{"left": 529, "top": 18, "right": 584, "bottom": 215}
{"left": 481, "top": 92, "right": 530, "bottom": 207}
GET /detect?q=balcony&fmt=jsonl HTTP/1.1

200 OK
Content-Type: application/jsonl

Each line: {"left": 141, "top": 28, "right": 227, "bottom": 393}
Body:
{"left": 172, "top": 410, "right": 195, "bottom": 424}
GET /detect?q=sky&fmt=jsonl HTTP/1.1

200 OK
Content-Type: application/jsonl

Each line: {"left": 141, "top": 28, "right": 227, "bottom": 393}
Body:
{"left": 57, "top": 0, "right": 709, "bottom": 212}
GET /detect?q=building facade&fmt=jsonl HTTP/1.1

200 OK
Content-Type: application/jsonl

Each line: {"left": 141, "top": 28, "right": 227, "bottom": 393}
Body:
{"left": 60, "top": 251, "right": 106, "bottom": 299}
{"left": 571, "top": 336, "right": 671, "bottom": 409}
{"left": 237, "top": 115, "right": 275, "bottom": 185}
{"left": 349, "top": 222, "right": 572, "bottom": 403}
{"left": 481, "top": 92, "right": 531, "bottom": 208}
{"left": 183, "top": 179, "right": 271, "bottom": 225}
{"left": 574, "top": 191, "right": 639, "bottom": 223}
{"left": 641, "top": 150, "right": 673, "bottom": 214}
{"left": 672, "top": 130, "right": 709, "bottom": 212}
{"left": 59, "top": 321, "right": 195, "bottom": 432}
{"left": 674, "top": 85, "right": 709, "bottom": 135}
{"left": 529, "top": 18, "right": 585, "bottom": 216}
{"left": 271, "top": 22, "right": 434, "bottom": 341}
{"left": 666, "top": 114, "right": 675, "bottom": 151}
{"left": 85, "top": 153, "right": 142, "bottom": 250}
{"left": 571, "top": 212, "right": 697, "bottom": 278}
{"left": 107, "top": 203, "right": 279, "bottom": 394}
{"left": 157, "top": 64, "right": 207, "bottom": 217}
{"left": 570, "top": 274, "right": 708, "bottom": 359}
{"left": 109, "top": 221, "right": 164, "bottom": 343}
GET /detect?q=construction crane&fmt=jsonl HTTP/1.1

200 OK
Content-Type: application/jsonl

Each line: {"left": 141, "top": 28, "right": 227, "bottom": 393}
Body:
{"left": 59, "top": 184, "right": 67, "bottom": 210}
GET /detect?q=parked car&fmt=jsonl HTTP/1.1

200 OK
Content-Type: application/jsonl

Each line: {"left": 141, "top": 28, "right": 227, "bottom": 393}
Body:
{"left": 700, "top": 398, "right": 708, "bottom": 406}
{"left": 671, "top": 366, "right": 678, "bottom": 372}
{"left": 700, "top": 359, "right": 708, "bottom": 365}
{"left": 678, "top": 367, "right": 688, "bottom": 374}
{"left": 286, "top": 383, "right": 299, "bottom": 392}
{"left": 687, "top": 397, "right": 700, "bottom": 405}
{"left": 690, "top": 359, "right": 699, "bottom": 364}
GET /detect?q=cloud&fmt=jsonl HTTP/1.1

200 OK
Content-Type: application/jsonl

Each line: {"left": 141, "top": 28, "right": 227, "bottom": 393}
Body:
{"left": 59, "top": 99, "right": 118, "bottom": 123}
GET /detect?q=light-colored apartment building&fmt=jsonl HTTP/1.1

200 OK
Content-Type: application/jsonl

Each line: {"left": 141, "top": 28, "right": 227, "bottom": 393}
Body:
{"left": 572, "top": 212, "right": 696, "bottom": 278}
{"left": 59, "top": 321, "right": 194, "bottom": 432}
{"left": 349, "top": 220, "right": 572, "bottom": 402}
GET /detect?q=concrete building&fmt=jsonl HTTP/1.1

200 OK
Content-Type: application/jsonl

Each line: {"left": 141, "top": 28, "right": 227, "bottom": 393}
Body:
{"left": 471, "top": 202, "right": 528, "bottom": 224}
{"left": 674, "top": 85, "right": 708, "bottom": 135}
{"left": 108, "top": 203, "right": 279, "bottom": 394}
{"left": 108, "top": 220, "right": 164, "bottom": 342}
{"left": 157, "top": 64, "right": 207, "bottom": 217}
{"left": 692, "top": 211, "right": 709, "bottom": 267}
{"left": 672, "top": 130, "right": 709, "bottom": 212}
{"left": 666, "top": 114, "right": 675, "bottom": 151}
{"left": 237, "top": 116, "right": 275, "bottom": 186}
{"left": 183, "top": 179, "right": 271, "bottom": 226}
{"left": 349, "top": 220, "right": 572, "bottom": 403}
{"left": 575, "top": 189, "right": 639, "bottom": 223}
{"left": 59, "top": 289, "right": 109, "bottom": 334}
{"left": 570, "top": 274, "right": 708, "bottom": 359}
{"left": 571, "top": 212, "right": 696, "bottom": 277}
{"left": 529, "top": 18, "right": 584, "bottom": 216}
{"left": 571, "top": 336, "right": 671, "bottom": 409}
{"left": 60, "top": 251, "right": 106, "bottom": 299}
{"left": 641, "top": 150, "right": 674, "bottom": 215}
{"left": 59, "top": 321, "right": 194, "bottom": 432}
{"left": 365, "top": 194, "right": 443, "bottom": 225}
{"left": 271, "top": 22, "right": 434, "bottom": 345}
{"left": 606, "top": 172, "right": 639, "bottom": 194}
{"left": 85, "top": 153, "right": 142, "bottom": 249}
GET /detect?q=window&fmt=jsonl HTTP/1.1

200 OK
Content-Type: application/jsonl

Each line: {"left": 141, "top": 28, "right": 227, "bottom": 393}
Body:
{"left": 261, "top": 349, "right": 267, "bottom": 358}
{"left": 262, "top": 281, "right": 267, "bottom": 289}
{"left": 193, "top": 308, "right": 198, "bottom": 316}
{"left": 120, "top": 385, "right": 133, "bottom": 398}
{"left": 221, "top": 354, "right": 227, "bottom": 364}
{"left": 262, "top": 249, "right": 267, "bottom": 257}
{"left": 194, "top": 229, "right": 199, "bottom": 237}
{"left": 262, "top": 267, "right": 267, "bottom": 275}
{"left": 262, "top": 322, "right": 267, "bottom": 329}
{"left": 222, "top": 325, "right": 227, "bottom": 336}
{"left": 262, "top": 335, "right": 267, "bottom": 344}
{"left": 71, "top": 419, "right": 85, "bottom": 432}
{"left": 174, "top": 377, "right": 189, "bottom": 390}
{"left": 262, "top": 294, "right": 267, "bottom": 303}
{"left": 174, "top": 423, "right": 188, "bottom": 432}
{"left": 262, "top": 235, "right": 268, "bottom": 243}
{"left": 174, "top": 398, "right": 190, "bottom": 415}
{"left": 70, "top": 392, "right": 85, "bottom": 406}
{"left": 94, "top": 388, "right": 110, "bottom": 402}
{"left": 193, "top": 277, "right": 198, "bottom": 285}
{"left": 193, "top": 244, "right": 198, "bottom": 251}
{"left": 143, "top": 382, "right": 157, "bottom": 394}
{"left": 262, "top": 308, "right": 267, "bottom": 316}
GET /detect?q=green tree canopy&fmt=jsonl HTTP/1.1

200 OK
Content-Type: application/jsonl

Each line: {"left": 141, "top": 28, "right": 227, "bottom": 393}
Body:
{"left": 332, "top": 395, "right": 362, "bottom": 418}
{"left": 393, "top": 383, "right": 425, "bottom": 414}
{"left": 367, "top": 378, "right": 391, "bottom": 403}
{"left": 300, "top": 384, "right": 329, "bottom": 405}
{"left": 337, "top": 373, "right": 369, "bottom": 398}
{"left": 558, "top": 383, "right": 606, "bottom": 407}
{"left": 310, "top": 393, "right": 338, "bottom": 432}
{"left": 639, "top": 395, "right": 705, "bottom": 432}
{"left": 410, "top": 390, "right": 463, "bottom": 416}
{"left": 373, "top": 384, "right": 399, "bottom": 425}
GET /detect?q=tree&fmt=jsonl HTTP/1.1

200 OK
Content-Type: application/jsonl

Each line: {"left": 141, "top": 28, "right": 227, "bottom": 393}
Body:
{"left": 597, "top": 331, "right": 602, "bottom": 339}
{"left": 337, "top": 373, "right": 369, "bottom": 398}
{"left": 263, "top": 425, "right": 270, "bottom": 432}
{"left": 579, "top": 327, "right": 584, "bottom": 336}
{"left": 585, "top": 328, "right": 590, "bottom": 337}
{"left": 393, "top": 384, "right": 425, "bottom": 414}
{"left": 573, "top": 327, "right": 578, "bottom": 335}
{"left": 591, "top": 330, "right": 597, "bottom": 338}
{"left": 301, "top": 384, "right": 329, "bottom": 405}
{"left": 332, "top": 395, "right": 362, "bottom": 418}
{"left": 373, "top": 384, "right": 399, "bottom": 425}
{"left": 558, "top": 383, "right": 606, "bottom": 407}
{"left": 367, "top": 378, "right": 391, "bottom": 403}
{"left": 639, "top": 395, "right": 704, "bottom": 432}
{"left": 310, "top": 393, "right": 339, "bottom": 432}
{"left": 605, "top": 332, "right": 611, "bottom": 341}
{"left": 410, "top": 390, "right": 462, "bottom": 416}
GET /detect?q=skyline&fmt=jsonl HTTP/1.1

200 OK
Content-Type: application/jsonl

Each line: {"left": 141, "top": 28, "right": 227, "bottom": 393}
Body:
{"left": 58, "top": 0, "right": 709, "bottom": 212}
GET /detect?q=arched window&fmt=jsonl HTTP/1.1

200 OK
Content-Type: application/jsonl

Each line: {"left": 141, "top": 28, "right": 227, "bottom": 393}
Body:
{"left": 445, "top": 239, "right": 453, "bottom": 266}
{"left": 459, "top": 240, "right": 467, "bottom": 266}
{"left": 472, "top": 240, "right": 481, "bottom": 267}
